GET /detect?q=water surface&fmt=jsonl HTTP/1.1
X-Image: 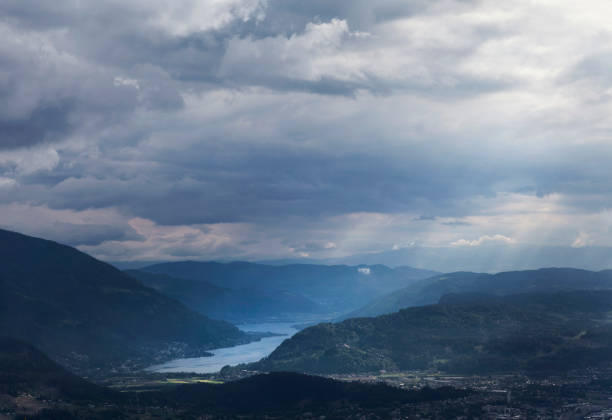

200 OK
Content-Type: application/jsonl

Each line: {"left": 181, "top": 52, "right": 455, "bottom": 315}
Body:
{"left": 147, "top": 322, "right": 298, "bottom": 373}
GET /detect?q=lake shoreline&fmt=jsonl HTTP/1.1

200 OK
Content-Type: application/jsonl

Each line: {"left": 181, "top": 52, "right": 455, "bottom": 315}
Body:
{"left": 145, "top": 321, "right": 301, "bottom": 374}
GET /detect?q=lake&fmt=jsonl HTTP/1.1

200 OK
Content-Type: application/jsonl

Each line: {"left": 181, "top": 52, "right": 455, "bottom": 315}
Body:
{"left": 147, "top": 322, "right": 299, "bottom": 374}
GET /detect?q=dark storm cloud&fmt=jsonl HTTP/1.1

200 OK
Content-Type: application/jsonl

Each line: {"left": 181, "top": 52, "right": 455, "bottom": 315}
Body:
{"left": 0, "top": 220, "right": 143, "bottom": 246}
{"left": 7, "top": 111, "right": 612, "bottom": 228}
{"left": 0, "top": 0, "right": 499, "bottom": 151}
{"left": 0, "top": 12, "right": 141, "bottom": 149}
{"left": 42, "top": 222, "right": 145, "bottom": 246}
{"left": 442, "top": 220, "right": 471, "bottom": 227}
{"left": 3, "top": 0, "right": 612, "bottom": 262}
{"left": 0, "top": 103, "right": 73, "bottom": 149}
{"left": 12, "top": 143, "right": 494, "bottom": 225}
{"left": 414, "top": 215, "right": 437, "bottom": 221}
{"left": 0, "top": 1, "right": 195, "bottom": 150}
{"left": 256, "top": 0, "right": 440, "bottom": 33}
{"left": 283, "top": 241, "right": 336, "bottom": 253}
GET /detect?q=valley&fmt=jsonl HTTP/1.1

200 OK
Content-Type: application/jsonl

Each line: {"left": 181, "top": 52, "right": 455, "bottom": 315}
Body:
{"left": 6, "top": 228, "right": 612, "bottom": 418}
{"left": 4, "top": 2, "right": 611, "bottom": 417}
{"left": 130, "top": 261, "right": 438, "bottom": 322}
{"left": 7, "top": 356, "right": 612, "bottom": 419}
{"left": 146, "top": 321, "right": 301, "bottom": 374}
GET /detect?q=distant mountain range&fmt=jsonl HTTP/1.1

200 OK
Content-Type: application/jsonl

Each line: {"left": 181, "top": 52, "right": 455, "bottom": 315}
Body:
{"left": 109, "top": 243, "right": 612, "bottom": 275}
{"left": 346, "top": 267, "right": 612, "bottom": 318}
{"left": 261, "top": 244, "right": 612, "bottom": 273}
{"left": 125, "top": 269, "right": 323, "bottom": 322}
{"left": 136, "top": 261, "right": 439, "bottom": 318}
{"left": 0, "top": 228, "right": 251, "bottom": 371}
{"left": 244, "top": 290, "right": 612, "bottom": 375}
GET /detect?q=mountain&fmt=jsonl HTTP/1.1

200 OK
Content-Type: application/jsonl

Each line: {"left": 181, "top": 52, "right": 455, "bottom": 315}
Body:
{"left": 0, "top": 337, "right": 471, "bottom": 419}
{"left": 0, "top": 228, "right": 250, "bottom": 371}
{"left": 0, "top": 337, "right": 116, "bottom": 402}
{"left": 346, "top": 267, "right": 612, "bottom": 318}
{"left": 317, "top": 244, "right": 612, "bottom": 272}
{"left": 243, "top": 290, "right": 612, "bottom": 375}
{"left": 153, "top": 371, "right": 470, "bottom": 417}
{"left": 140, "top": 261, "right": 439, "bottom": 314}
{"left": 125, "top": 269, "right": 322, "bottom": 322}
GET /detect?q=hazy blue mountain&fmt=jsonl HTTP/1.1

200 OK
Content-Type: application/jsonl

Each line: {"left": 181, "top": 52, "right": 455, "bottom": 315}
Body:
{"left": 107, "top": 260, "right": 171, "bottom": 270}
{"left": 346, "top": 267, "right": 612, "bottom": 318}
{"left": 321, "top": 244, "right": 612, "bottom": 273}
{"left": 0, "top": 229, "right": 250, "bottom": 371}
{"left": 125, "top": 269, "right": 323, "bottom": 322}
{"left": 140, "top": 261, "right": 439, "bottom": 314}
{"left": 244, "top": 290, "right": 612, "bottom": 375}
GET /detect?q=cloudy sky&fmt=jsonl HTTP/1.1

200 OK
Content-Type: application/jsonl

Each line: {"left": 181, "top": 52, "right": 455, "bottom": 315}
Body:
{"left": 2, "top": 0, "right": 612, "bottom": 270}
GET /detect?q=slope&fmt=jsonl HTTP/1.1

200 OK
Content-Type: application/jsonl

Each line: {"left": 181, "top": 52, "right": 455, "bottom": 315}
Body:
{"left": 125, "top": 269, "right": 322, "bottom": 321}
{"left": 0, "top": 228, "right": 249, "bottom": 371}
{"left": 246, "top": 290, "right": 612, "bottom": 375}
{"left": 0, "top": 337, "right": 116, "bottom": 401}
{"left": 347, "top": 267, "right": 612, "bottom": 318}
{"left": 141, "top": 261, "right": 439, "bottom": 314}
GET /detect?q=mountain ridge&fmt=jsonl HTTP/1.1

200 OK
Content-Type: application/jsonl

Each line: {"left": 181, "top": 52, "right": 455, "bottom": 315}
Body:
{"left": 345, "top": 267, "right": 612, "bottom": 319}
{"left": 140, "top": 260, "right": 439, "bottom": 315}
{"left": 0, "top": 228, "right": 250, "bottom": 372}
{"left": 241, "top": 289, "right": 612, "bottom": 375}
{"left": 125, "top": 269, "right": 323, "bottom": 322}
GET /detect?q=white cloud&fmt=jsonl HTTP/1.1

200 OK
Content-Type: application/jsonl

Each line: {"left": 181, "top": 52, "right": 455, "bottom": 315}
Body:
{"left": 114, "top": 77, "right": 140, "bottom": 90}
{"left": 221, "top": 19, "right": 365, "bottom": 83}
{"left": 451, "top": 234, "right": 515, "bottom": 247}
{"left": 357, "top": 267, "right": 371, "bottom": 275}
{"left": 572, "top": 232, "right": 592, "bottom": 248}
{"left": 152, "top": 0, "right": 267, "bottom": 36}
{"left": 0, "top": 147, "right": 60, "bottom": 174}
{"left": 0, "top": 177, "right": 17, "bottom": 189}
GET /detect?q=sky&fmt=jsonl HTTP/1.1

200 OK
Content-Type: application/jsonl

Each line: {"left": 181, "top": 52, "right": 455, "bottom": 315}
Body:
{"left": 2, "top": 0, "right": 612, "bottom": 271}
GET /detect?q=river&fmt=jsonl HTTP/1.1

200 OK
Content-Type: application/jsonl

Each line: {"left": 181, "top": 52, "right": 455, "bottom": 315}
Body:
{"left": 147, "top": 322, "right": 299, "bottom": 374}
